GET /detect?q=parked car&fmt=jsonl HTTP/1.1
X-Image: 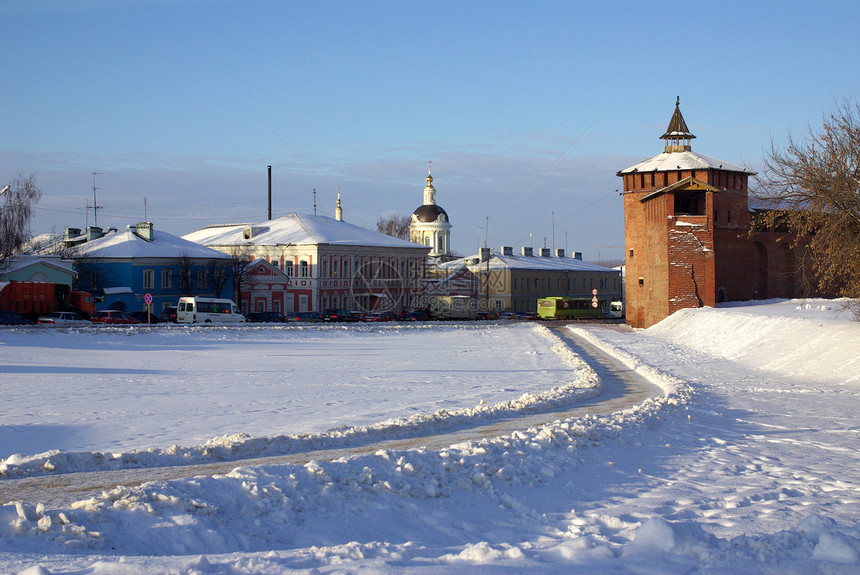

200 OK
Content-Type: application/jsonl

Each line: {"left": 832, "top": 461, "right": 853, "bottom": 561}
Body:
{"left": 90, "top": 310, "right": 141, "bottom": 324}
{"left": 246, "top": 311, "right": 286, "bottom": 323}
{"left": 160, "top": 306, "right": 178, "bottom": 323}
{"left": 475, "top": 311, "right": 500, "bottom": 320}
{"left": 361, "top": 312, "right": 396, "bottom": 322}
{"left": 129, "top": 310, "right": 161, "bottom": 324}
{"left": 0, "top": 310, "right": 34, "bottom": 325}
{"left": 321, "top": 309, "right": 361, "bottom": 322}
{"left": 37, "top": 311, "right": 88, "bottom": 325}
{"left": 402, "top": 310, "right": 431, "bottom": 321}
{"left": 285, "top": 311, "right": 323, "bottom": 322}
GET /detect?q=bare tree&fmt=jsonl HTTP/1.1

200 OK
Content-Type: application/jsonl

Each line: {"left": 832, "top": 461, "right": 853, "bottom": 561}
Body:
{"left": 0, "top": 172, "right": 42, "bottom": 272}
{"left": 206, "top": 259, "right": 230, "bottom": 298}
{"left": 753, "top": 97, "right": 860, "bottom": 314}
{"left": 175, "top": 253, "right": 193, "bottom": 296}
{"left": 227, "top": 247, "right": 253, "bottom": 304}
{"left": 376, "top": 214, "right": 411, "bottom": 240}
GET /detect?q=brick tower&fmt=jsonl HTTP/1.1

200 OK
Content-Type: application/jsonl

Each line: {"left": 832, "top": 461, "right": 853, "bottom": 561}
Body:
{"left": 618, "top": 99, "right": 757, "bottom": 328}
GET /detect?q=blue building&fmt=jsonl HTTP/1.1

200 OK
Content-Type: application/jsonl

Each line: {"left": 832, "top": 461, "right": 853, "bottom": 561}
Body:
{"left": 67, "top": 222, "right": 234, "bottom": 314}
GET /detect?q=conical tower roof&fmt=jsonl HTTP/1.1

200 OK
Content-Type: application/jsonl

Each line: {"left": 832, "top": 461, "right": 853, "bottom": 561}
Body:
{"left": 660, "top": 97, "right": 695, "bottom": 152}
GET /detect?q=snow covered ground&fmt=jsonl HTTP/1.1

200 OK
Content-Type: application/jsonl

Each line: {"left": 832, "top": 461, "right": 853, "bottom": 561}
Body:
{"left": 1, "top": 299, "right": 859, "bottom": 574}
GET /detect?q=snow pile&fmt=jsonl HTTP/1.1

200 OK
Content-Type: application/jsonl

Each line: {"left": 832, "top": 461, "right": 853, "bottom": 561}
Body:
{"left": 647, "top": 298, "right": 859, "bottom": 385}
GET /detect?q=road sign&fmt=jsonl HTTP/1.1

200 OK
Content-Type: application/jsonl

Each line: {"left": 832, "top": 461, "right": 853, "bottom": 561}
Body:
{"left": 144, "top": 293, "right": 153, "bottom": 305}
{"left": 591, "top": 301, "right": 599, "bottom": 308}
{"left": 592, "top": 288, "right": 598, "bottom": 295}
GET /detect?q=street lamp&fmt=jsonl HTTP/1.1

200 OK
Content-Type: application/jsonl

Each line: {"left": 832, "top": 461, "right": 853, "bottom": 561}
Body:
{"left": 0, "top": 185, "right": 9, "bottom": 195}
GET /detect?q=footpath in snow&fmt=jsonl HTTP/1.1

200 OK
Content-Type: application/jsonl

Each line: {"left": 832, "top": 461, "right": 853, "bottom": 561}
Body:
{"left": 1, "top": 299, "right": 859, "bottom": 574}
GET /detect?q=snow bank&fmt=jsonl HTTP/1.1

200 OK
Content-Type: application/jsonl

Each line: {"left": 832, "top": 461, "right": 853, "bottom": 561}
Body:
{"left": 1, "top": 374, "right": 686, "bottom": 557}
{"left": 648, "top": 298, "right": 859, "bottom": 385}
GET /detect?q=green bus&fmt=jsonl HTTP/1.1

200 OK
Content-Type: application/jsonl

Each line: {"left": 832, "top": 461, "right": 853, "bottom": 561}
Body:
{"left": 537, "top": 297, "right": 603, "bottom": 320}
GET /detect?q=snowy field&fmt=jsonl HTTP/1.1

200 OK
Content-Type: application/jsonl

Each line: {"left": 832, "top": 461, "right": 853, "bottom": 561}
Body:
{"left": 1, "top": 299, "right": 859, "bottom": 574}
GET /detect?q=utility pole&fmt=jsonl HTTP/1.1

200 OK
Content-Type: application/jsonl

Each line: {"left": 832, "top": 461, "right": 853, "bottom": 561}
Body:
{"left": 89, "top": 172, "right": 104, "bottom": 228}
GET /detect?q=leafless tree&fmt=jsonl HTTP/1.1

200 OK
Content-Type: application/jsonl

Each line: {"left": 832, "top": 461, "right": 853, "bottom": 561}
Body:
{"left": 753, "top": 97, "right": 860, "bottom": 317}
{"left": 206, "top": 259, "right": 231, "bottom": 298}
{"left": 175, "top": 253, "right": 193, "bottom": 295}
{"left": 227, "top": 247, "right": 253, "bottom": 304}
{"left": 376, "top": 214, "right": 411, "bottom": 240}
{"left": 0, "top": 172, "right": 42, "bottom": 272}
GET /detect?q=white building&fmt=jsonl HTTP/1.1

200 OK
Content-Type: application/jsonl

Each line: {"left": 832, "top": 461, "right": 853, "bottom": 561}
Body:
{"left": 183, "top": 212, "right": 431, "bottom": 314}
{"left": 409, "top": 163, "right": 452, "bottom": 259}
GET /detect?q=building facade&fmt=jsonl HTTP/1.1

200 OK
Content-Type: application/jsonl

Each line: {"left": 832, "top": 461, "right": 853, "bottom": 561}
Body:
{"left": 68, "top": 222, "right": 234, "bottom": 314}
{"left": 439, "top": 246, "right": 622, "bottom": 314}
{"left": 619, "top": 99, "right": 805, "bottom": 328}
{"left": 185, "top": 212, "right": 432, "bottom": 314}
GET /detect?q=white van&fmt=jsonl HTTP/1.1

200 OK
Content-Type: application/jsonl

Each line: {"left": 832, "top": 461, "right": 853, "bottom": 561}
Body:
{"left": 176, "top": 297, "right": 246, "bottom": 324}
{"left": 608, "top": 301, "right": 624, "bottom": 319}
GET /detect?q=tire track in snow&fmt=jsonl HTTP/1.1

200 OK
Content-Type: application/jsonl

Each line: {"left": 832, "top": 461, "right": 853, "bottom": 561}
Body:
{"left": 1, "top": 328, "right": 662, "bottom": 508}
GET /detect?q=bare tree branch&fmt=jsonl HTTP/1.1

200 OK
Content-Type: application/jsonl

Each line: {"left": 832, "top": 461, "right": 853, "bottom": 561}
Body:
{"left": 753, "top": 97, "right": 860, "bottom": 300}
{"left": 0, "top": 172, "right": 42, "bottom": 271}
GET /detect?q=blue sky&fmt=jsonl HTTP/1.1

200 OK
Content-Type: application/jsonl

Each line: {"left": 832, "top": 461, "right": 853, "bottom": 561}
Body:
{"left": 2, "top": 0, "right": 858, "bottom": 261}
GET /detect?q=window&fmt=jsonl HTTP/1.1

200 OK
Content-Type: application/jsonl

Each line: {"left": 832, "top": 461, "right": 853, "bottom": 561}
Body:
{"left": 197, "top": 269, "right": 207, "bottom": 289}
{"left": 161, "top": 269, "right": 172, "bottom": 289}
{"left": 284, "top": 261, "right": 294, "bottom": 277}
{"left": 629, "top": 249, "right": 634, "bottom": 258}
{"left": 639, "top": 277, "right": 644, "bottom": 286}
{"left": 143, "top": 269, "right": 154, "bottom": 290}
{"left": 300, "top": 261, "right": 309, "bottom": 277}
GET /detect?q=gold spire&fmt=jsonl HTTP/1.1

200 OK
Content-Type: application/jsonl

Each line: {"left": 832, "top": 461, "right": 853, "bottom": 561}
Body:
{"left": 426, "top": 160, "right": 433, "bottom": 185}
{"left": 335, "top": 188, "right": 343, "bottom": 221}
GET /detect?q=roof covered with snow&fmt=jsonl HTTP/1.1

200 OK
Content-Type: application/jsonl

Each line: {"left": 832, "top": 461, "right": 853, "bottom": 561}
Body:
{"left": 617, "top": 150, "right": 754, "bottom": 175}
{"left": 183, "top": 213, "right": 430, "bottom": 251}
{"left": 72, "top": 226, "right": 232, "bottom": 260}
{"left": 441, "top": 252, "right": 617, "bottom": 273}
{"left": 1, "top": 254, "right": 75, "bottom": 275}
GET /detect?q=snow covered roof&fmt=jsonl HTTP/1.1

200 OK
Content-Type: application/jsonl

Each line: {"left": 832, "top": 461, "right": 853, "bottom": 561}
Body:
{"left": 183, "top": 213, "right": 430, "bottom": 251}
{"left": 1, "top": 255, "right": 75, "bottom": 275}
{"left": 73, "top": 225, "right": 231, "bottom": 260}
{"left": 617, "top": 150, "right": 754, "bottom": 175}
{"left": 441, "top": 252, "right": 617, "bottom": 273}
